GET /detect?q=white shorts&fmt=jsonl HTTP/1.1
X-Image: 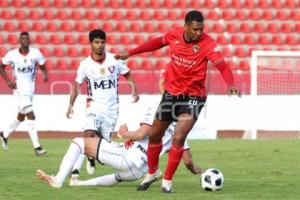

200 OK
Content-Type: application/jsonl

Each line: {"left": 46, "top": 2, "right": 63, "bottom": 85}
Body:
{"left": 16, "top": 94, "right": 33, "bottom": 114}
{"left": 84, "top": 103, "right": 118, "bottom": 142}
{"left": 97, "top": 139, "right": 147, "bottom": 181}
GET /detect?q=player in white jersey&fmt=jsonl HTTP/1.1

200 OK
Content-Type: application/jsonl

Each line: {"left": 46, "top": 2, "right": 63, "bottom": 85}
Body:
{"left": 0, "top": 32, "right": 48, "bottom": 156}
{"left": 65, "top": 29, "right": 139, "bottom": 177}
{"left": 36, "top": 106, "right": 202, "bottom": 188}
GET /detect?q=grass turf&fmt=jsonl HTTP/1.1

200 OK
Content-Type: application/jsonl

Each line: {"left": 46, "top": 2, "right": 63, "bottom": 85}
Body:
{"left": 0, "top": 139, "right": 299, "bottom": 200}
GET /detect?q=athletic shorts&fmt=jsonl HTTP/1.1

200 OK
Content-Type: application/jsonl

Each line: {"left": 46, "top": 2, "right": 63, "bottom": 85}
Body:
{"left": 84, "top": 102, "right": 118, "bottom": 142}
{"left": 16, "top": 94, "right": 33, "bottom": 114}
{"left": 155, "top": 91, "right": 206, "bottom": 122}
{"left": 97, "top": 139, "right": 147, "bottom": 181}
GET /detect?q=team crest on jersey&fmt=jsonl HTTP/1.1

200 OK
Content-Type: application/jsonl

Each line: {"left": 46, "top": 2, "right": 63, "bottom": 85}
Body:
{"left": 192, "top": 45, "right": 200, "bottom": 53}
{"left": 24, "top": 58, "right": 27, "bottom": 63}
{"left": 100, "top": 68, "right": 106, "bottom": 75}
{"left": 108, "top": 66, "right": 115, "bottom": 73}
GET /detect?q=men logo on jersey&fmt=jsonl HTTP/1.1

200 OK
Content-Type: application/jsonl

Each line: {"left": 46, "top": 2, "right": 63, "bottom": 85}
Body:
{"left": 108, "top": 66, "right": 115, "bottom": 74}
{"left": 100, "top": 68, "right": 106, "bottom": 75}
{"left": 192, "top": 45, "right": 200, "bottom": 53}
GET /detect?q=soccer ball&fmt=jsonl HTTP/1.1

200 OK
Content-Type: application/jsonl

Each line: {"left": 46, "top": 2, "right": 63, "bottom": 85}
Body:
{"left": 201, "top": 168, "right": 224, "bottom": 191}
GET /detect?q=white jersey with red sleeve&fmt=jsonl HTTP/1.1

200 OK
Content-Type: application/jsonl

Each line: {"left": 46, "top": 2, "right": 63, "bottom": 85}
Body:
{"left": 75, "top": 52, "right": 129, "bottom": 113}
{"left": 1, "top": 47, "right": 45, "bottom": 96}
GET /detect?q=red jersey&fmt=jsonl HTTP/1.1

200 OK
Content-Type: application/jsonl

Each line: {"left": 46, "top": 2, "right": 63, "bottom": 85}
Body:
{"left": 162, "top": 27, "right": 224, "bottom": 97}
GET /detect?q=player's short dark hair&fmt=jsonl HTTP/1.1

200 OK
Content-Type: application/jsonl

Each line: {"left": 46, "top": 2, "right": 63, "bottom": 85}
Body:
{"left": 20, "top": 32, "right": 29, "bottom": 38}
{"left": 89, "top": 29, "right": 106, "bottom": 43}
{"left": 185, "top": 10, "right": 204, "bottom": 24}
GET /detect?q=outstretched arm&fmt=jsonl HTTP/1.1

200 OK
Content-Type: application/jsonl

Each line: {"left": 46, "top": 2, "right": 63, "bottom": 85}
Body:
{"left": 115, "top": 37, "right": 166, "bottom": 60}
{"left": 66, "top": 82, "right": 80, "bottom": 118}
{"left": 0, "top": 63, "right": 16, "bottom": 89}
{"left": 215, "top": 61, "right": 240, "bottom": 96}
{"left": 39, "top": 64, "right": 48, "bottom": 82}
{"left": 123, "top": 72, "right": 139, "bottom": 103}
{"left": 182, "top": 149, "right": 204, "bottom": 174}
{"left": 118, "top": 123, "right": 151, "bottom": 141}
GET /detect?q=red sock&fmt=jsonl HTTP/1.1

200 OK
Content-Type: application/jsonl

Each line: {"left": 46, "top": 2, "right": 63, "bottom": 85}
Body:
{"left": 147, "top": 142, "right": 162, "bottom": 174}
{"left": 163, "top": 144, "right": 184, "bottom": 180}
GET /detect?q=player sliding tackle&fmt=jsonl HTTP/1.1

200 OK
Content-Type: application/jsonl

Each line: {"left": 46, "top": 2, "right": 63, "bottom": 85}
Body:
{"left": 36, "top": 106, "right": 202, "bottom": 188}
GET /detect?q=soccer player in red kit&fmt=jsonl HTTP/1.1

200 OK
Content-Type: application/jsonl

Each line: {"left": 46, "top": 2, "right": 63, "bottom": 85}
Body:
{"left": 115, "top": 10, "right": 240, "bottom": 193}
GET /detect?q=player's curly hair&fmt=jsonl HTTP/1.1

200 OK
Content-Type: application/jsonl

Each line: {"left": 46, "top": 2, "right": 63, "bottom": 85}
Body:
{"left": 185, "top": 10, "right": 204, "bottom": 24}
{"left": 89, "top": 29, "right": 106, "bottom": 43}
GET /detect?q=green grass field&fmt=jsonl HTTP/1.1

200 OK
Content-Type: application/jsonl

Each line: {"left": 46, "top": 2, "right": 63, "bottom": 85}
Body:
{"left": 0, "top": 139, "right": 299, "bottom": 200}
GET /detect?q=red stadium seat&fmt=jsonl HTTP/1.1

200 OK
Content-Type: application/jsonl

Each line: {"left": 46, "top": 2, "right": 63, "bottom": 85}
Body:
{"left": 52, "top": 47, "right": 65, "bottom": 57}
{"left": 122, "top": 0, "right": 133, "bottom": 8}
{"left": 271, "top": 35, "right": 283, "bottom": 45}
{"left": 239, "top": 23, "right": 251, "bottom": 33}
{"left": 127, "top": 60, "right": 140, "bottom": 69}
{"left": 231, "top": 0, "right": 242, "bottom": 8}
{"left": 126, "top": 10, "right": 138, "bottom": 20}
{"left": 257, "top": 0, "right": 269, "bottom": 8}
{"left": 88, "top": 22, "right": 100, "bottom": 30}
{"left": 46, "top": 22, "right": 58, "bottom": 32}
{"left": 207, "top": 10, "right": 219, "bottom": 20}
{"left": 70, "top": 10, "right": 82, "bottom": 20}
{"left": 216, "top": 35, "right": 228, "bottom": 45}
{"left": 280, "top": 23, "right": 293, "bottom": 33}
{"left": 133, "top": 35, "right": 146, "bottom": 45}
{"left": 74, "top": 22, "right": 86, "bottom": 32}
{"left": 11, "top": 0, "right": 23, "bottom": 7}
{"left": 108, "top": 0, "right": 119, "bottom": 8}
{"left": 39, "top": 47, "right": 51, "bottom": 57}
{"left": 295, "top": 23, "right": 300, "bottom": 33}
{"left": 4, "top": 22, "right": 16, "bottom": 32}
{"left": 32, "top": 22, "right": 44, "bottom": 32}
{"left": 244, "top": 35, "right": 256, "bottom": 45}
{"left": 67, "top": 48, "right": 78, "bottom": 57}
{"left": 235, "top": 10, "right": 247, "bottom": 20}
{"left": 248, "top": 10, "right": 261, "bottom": 20}
{"left": 141, "top": 60, "right": 154, "bottom": 69}
{"left": 106, "top": 35, "right": 117, "bottom": 45}
{"left": 153, "top": 11, "right": 165, "bottom": 20}
{"left": 284, "top": 0, "right": 296, "bottom": 8}
{"left": 157, "top": 23, "right": 169, "bottom": 33}
{"left": 163, "top": 0, "right": 174, "bottom": 8}
{"left": 60, "top": 22, "right": 73, "bottom": 32}
{"left": 257, "top": 35, "right": 270, "bottom": 45}
{"left": 56, "top": 59, "right": 69, "bottom": 70}
{"left": 221, "top": 10, "right": 234, "bottom": 20}
{"left": 0, "top": 1, "right": 9, "bottom": 7}
{"left": 221, "top": 47, "right": 232, "bottom": 57}
{"left": 143, "top": 23, "right": 156, "bottom": 32}
{"left": 34, "top": 34, "right": 48, "bottom": 45}
{"left": 262, "top": 10, "right": 273, "bottom": 20}
{"left": 81, "top": 0, "right": 93, "bottom": 8}
{"left": 56, "top": 10, "right": 69, "bottom": 20}
{"left": 53, "top": 0, "right": 64, "bottom": 7}
{"left": 244, "top": 0, "right": 255, "bottom": 8}
{"left": 139, "top": 10, "right": 151, "bottom": 20}
{"left": 190, "top": 0, "right": 200, "bottom": 8}
{"left": 216, "top": 0, "right": 229, "bottom": 8}
{"left": 25, "top": 0, "right": 36, "bottom": 7}
{"left": 149, "top": 0, "right": 161, "bottom": 8}
{"left": 0, "top": 47, "right": 7, "bottom": 57}
{"left": 230, "top": 35, "right": 242, "bottom": 45}
{"left": 226, "top": 60, "right": 238, "bottom": 70}
{"left": 28, "top": 10, "right": 40, "bottom": 20}
{"left": 225, "top": 23, "right": 237, "bottom": 33}
{"left": 70, "top": 59, "right": 81, "bottom": 70}
{"left": 81, "top": 47, "right": 91, "bottom": 57}
{"left": 78, "top": 34, "right": 89, "bottom": 45}
{"left": 63, "top": 34, "right": 75, "bottom": 45}
{"left": 234, "top": 47, "right": 247, "bottom": 57}
{"left": 270, "top": 0, "right": 282, "bottom": 8}
{"left": 276, "top": 10, "right": 287, "bottom": 20}
{"left": 253, "top": 23, "right": 265, "bottom": 33}
{"left": 66, "top": 0, "right": 79, "bottom": 8}
{"left": 49, "top": 34, "right": 61, "bottom": 44}
{"left": 43, "top": 10, "right": 54, "bottom": 20}
{"left": 176, "top": 0, "right": 188, "bottom": 8}
{"left": 119, "top": 35, "right": 131, "bottom": 45}
{"left": 239, "top": 60, "right": 250, "bottom": 70}
{"left": 135, "top": 0, "right": 147, "bottom": 8}
{"left": 98, "top": 11, "right": 110, "bottom": 20}
{"left": 39, "top": 0, "right": 51, "bottom": 8}
{"left": 45, "top": 60, "right": 54, "bottom": 70}
{"left": 1, "top": 10, "right": 12, "bottom": 20}
{"left": 212, "top": 23, "right": 223, "bottom": 33}
{"left": 111, "top": 11, "right": 123, "bottom": 20}
{"left": 95, "top": 0, "right": 106, "bottom": 7}
{"left": 116, "top": 22, "right": 128, "bottom": 32}
{"left": 155, "top": 60, "right": 167, "bottom": 69}
{"left": 266, "top": 23, "right": 278, "bottom": 33}
{"left": 102, "top": 22, "right": 113, "bottom": 32}
{"left": 203, "top": 0, "right": 215, "bottom": 8}
{"left": 7, "top": 34, "right": 18, "bottom": 45}
{"left": 289, "top": 11, "right": 300, "bottom": 20}
{"left": 152, "top": 49, "right": 164, "bottom": 57}
{"left": 285, "top": 35, "right": 298, "bottom": 45}
{"left": 129, "top": 22, "right": 141, "bottom": 32}
{"left": 166, "top": 10, "right": 178, "bottom": 20}
{"left": 0, "top": 35, "right": 4, "bottom": 44}
{"left": 15, "top": 10, "right": 27, "bottom": 20}
{"left": 18, "top": 22, "right": 30, "bottom": 32}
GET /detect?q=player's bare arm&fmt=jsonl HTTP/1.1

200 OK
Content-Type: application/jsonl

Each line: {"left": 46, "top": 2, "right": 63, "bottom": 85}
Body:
{"left": 182, "top": 150, "right": 203, "bottom": 174}
{"left": 66, "top": 82, "right": 80, "bottom": 118}
{"left": 117, "top": 123, "right": 150, "bottom": 141}
{"left": 0, "top": 63, "right": 16, "bottom": 89}
{"left": 123, "top": 72, "right": 139, "bottom": 102}
{"left": 39, "top": 64, "right": 48, "bottom": 82}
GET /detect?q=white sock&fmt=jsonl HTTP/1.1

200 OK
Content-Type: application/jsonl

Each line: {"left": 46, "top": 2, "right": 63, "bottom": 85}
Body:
{"left": 72, "top": 154, "right": 85, "bottom": 173}
{"left": 3, "top": 119, "right": 21, "bottom": 138}
{"left": 55, "top": 138, "right": 84, "bottom": 187}
{"left": 27, "top": 120, "right": 40, "bottom": 148}
{"left": 75, "top": 174, "right": 118, "bottom": 186}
